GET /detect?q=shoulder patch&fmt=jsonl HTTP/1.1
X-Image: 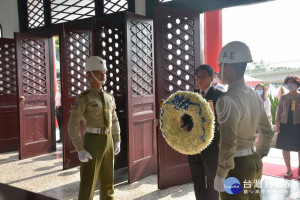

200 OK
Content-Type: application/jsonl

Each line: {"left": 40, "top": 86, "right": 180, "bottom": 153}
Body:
{"left": 72, "top": 101, "right": 78, "bottom": 109}
{"left": 216, "top": 96, "right": 241, "bottom": 124}
{"left": 103, "top": 90, "right": 110, "bottom": 95}
{"left": 79, "top": 90, "right": 89, "bottom": 97}
{"left": 103, "top": 90, "right": 114, "bottom": 98}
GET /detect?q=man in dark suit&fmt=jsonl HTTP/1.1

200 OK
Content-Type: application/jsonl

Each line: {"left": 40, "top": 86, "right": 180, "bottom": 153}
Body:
{"left": 188, "top": 64, "right": 224, "bottom": 200}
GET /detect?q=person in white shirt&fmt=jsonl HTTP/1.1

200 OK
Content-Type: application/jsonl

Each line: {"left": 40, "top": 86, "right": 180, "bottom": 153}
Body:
{"left": 212, "top": 72, "right": 226, "bottom": 92}
{"left": 55, "top": 79, "right": 62, "bottom": 143}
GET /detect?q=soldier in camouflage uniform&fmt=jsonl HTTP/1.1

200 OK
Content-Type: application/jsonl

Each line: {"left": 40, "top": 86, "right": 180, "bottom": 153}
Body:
{"left": 68, "top": 56, "right": 121, "bottom": 200}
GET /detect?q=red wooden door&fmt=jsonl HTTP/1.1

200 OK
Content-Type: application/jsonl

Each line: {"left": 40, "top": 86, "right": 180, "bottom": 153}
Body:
{"left": 125, "top": 13, "right": 157, "bottom": 183}
{"left": 92, "top": 19, "right": 128, "bottom": 170}
{"left": 15, "top": 33, "right": 52, "bottom": 159}
{"left": 0, "top": 38, "right": 18, "bottom": 153}
{"left": 154, "top": 7, "right": 201, "bottom": 189}
{"left": 59, "top": 25, "right": 92, "bottom": 169}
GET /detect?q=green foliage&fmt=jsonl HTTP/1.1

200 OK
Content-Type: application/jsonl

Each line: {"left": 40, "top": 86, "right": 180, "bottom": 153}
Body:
{"left": 269, "top": 95, "right": 278, "bottom": 125}
{"left": 55, "top": 36, "right": 59, "bottom": 50}
{"left": 246, "top": 59, "right": 294, "bottom": 74}
{"left": 55, "top": 36, "right": 60, "bottom": 61}
{"left": 268, "top": 86, "right": 284, "bottom": 125}
{"left": 246, "top": 60, "right": 269, "bottom": 74}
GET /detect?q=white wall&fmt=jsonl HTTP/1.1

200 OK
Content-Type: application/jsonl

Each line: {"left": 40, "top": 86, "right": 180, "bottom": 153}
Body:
{"left": 0, "top": 0, "right": 19, "bottom": 38}
{"left": 135, "top": 0, "right": 146, "bottom": 16}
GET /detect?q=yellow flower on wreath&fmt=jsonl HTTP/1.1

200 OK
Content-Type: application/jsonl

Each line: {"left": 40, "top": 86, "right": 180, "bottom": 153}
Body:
{"left": 160, "top": 90, "right": 215, "bottom": 155}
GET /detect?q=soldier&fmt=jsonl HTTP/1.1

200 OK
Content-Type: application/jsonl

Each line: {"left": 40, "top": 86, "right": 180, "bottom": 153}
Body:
{"left": 213, "top": 41, "right": 274, "bottom": 200}
{"left": 68, "top": 56, "right": 121, "bottom": 200}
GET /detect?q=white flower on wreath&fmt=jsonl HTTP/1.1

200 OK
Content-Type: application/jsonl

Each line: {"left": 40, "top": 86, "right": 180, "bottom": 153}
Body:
{"left": 160, "top": 91, "right": 215, "bottom": 155}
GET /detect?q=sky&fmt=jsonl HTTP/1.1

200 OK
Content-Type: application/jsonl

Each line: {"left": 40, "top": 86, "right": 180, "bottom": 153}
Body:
{"left": 223, "top": 0, "right": 300, "bottom": 68}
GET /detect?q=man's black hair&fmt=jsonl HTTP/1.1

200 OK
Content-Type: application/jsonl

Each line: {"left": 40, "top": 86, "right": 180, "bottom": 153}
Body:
{"left": 195, "top": 65, "right": 215, "bottom": 77}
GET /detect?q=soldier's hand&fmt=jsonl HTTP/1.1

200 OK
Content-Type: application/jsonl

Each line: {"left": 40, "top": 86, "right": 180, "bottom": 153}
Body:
{"left": 114, "top": 142, "right": 121, "bottom": 155}
{"left": 78, "top": 150, "right": 93, "bottom": 162}
{"left": 214, "top": 175, "right": 225, "bottom": 192}
{"left": 254, "top": 153, "right": 262, "bottom": 169}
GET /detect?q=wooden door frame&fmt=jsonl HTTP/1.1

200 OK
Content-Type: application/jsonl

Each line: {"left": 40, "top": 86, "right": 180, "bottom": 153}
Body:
{"left": 154, "top": 6, "right": 201, "bottom": 189}
{"left": 125, "top": 12, "right": 157, "bottom": 183}
{"left": 59, "top": 24, "right": 93, "bottom": 169}
{"left": 49, "top": 37, "right": 56, "bottom": 152}
{"left": 0, "top": 38, "right": 18, "bottom": 154}
{"left": 15, "top": 32, "right": 53, "bottom": 159}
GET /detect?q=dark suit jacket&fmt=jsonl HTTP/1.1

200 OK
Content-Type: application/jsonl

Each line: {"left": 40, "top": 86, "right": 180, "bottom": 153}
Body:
{"left": 194, "top": 86, "right": 224, "bottom": 156}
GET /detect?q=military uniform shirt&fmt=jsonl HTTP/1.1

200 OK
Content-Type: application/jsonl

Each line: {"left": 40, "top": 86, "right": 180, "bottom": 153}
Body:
{"left": 68, "top": 86, "right": 121, "bottom": 152}
{"left": 216, "top": 79, "right": 274, "bottom": 178}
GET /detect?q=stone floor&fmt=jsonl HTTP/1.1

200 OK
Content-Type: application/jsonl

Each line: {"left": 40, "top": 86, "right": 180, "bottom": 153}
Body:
{"left": 0, "top": 130, "right": 299, "bottom": 200}
{"left": 0, "top": 144, "right": 196, "bottom": 200}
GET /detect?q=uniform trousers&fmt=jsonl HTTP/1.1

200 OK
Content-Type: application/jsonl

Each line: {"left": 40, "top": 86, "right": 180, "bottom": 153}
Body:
{"left": 188, "top": 150, "right": 219, "bottom": 200}
{"left": 220, "top": 152, "right": 262, "bottom": 200}
{"left": 78, "top": 132, "right": 115, "bottom": 200}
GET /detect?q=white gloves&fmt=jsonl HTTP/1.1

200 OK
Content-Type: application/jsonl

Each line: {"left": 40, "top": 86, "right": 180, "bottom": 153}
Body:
{"left": 78, "top": 150, "right": 93, "bottom": 162}
{"left": 114, "top": 142, "right": 121, "bottom": 155}
{"left": 214, "top": 175, "right": 225, "bottom": 192}
{"left": 78, "top": 143, "right": 120, "bottom": 162}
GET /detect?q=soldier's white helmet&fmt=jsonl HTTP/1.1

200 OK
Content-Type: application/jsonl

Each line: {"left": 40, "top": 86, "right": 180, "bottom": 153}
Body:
{"left": 217, "top": 41, "right": 253, "bottom": 64}
{"left": 85, "top": 56, "right": 107, "bottom": 72}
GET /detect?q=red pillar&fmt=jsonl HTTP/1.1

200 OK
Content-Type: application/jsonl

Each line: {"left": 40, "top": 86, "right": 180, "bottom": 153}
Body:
{"left": 204, "top": 10, "right": 222, "bottom": 72}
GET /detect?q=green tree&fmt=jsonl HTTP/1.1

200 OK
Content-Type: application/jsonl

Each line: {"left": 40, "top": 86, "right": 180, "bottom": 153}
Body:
{"left": 55, "top": 36, "right": 60, "bottom": 61}
{"left": 55, "top": 36, "right": 59, "bottom": 50}
{"left": 269, "top": 95, "right": 278, "bottom": 125}
{"left": 246, "top": 60, "right": 269, "bottom": 74}
{"left": 268, "top": 87, "right": 283, "bottom": 125}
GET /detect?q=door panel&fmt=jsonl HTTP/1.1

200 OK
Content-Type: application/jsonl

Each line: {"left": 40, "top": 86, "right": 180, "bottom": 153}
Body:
{"left": 125, "top": 12, "right": 157, "bottom": 183}
{"left": 15, "top": 33, "right": 52, "bottom": 159}
{"left": 154, "top": 7, "right": 201, "bottom": 189}
{"left": 0, "top": 38, "right": 18, "bottom": 153}
{"left": 59, "top": 25, "right": 92, "bottom": 169}
{"left": 92, "top": 19, "right": 127, "bottom": 170}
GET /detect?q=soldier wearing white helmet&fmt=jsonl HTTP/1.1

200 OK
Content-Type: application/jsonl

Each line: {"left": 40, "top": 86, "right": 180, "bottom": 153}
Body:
{"left": 68, "top": 56, "right": 121, "bottom": 200}
{"left": 213, "top": 41, "right": 274, "bottom": 200}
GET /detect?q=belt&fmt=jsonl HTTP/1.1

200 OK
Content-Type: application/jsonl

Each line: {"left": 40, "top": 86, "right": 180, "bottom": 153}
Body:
{"left": 86, "top": 127, "right": 110, "bottom": 135}
{"left": 234, "top": 147, "right": 256, "bottom": 157}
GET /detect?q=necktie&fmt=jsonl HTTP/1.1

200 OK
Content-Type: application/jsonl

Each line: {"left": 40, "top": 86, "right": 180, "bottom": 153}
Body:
{"left": 201, "top": 91, "right": 205, "bottom": 97}
{"left": 99, "top": 90, "right": 110, "bottom": 128}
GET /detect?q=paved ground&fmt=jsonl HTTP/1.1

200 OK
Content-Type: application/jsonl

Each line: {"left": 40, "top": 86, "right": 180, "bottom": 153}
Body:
{"left": 0, "top": 130, "right": 299, "bottom": 199}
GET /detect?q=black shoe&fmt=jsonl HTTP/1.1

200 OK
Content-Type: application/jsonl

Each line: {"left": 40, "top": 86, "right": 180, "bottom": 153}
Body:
{"left": 56, "top": 139, "right": 62, "bottom": 143}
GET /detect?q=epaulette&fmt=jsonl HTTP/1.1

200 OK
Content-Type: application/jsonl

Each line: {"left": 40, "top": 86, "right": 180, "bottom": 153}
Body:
{"left": 79, "top": 90, "right": 90, "bottom": 97}
{"left": 103, "top": 90, "right": 112, "bottom": 96}
{"left": 103, "top": 90, "right": 114, "bottom": 100}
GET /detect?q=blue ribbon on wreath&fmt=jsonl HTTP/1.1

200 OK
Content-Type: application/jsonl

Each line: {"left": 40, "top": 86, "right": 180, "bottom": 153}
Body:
{"left": 160, "top": 107, "right": 165, "bottom": 129}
